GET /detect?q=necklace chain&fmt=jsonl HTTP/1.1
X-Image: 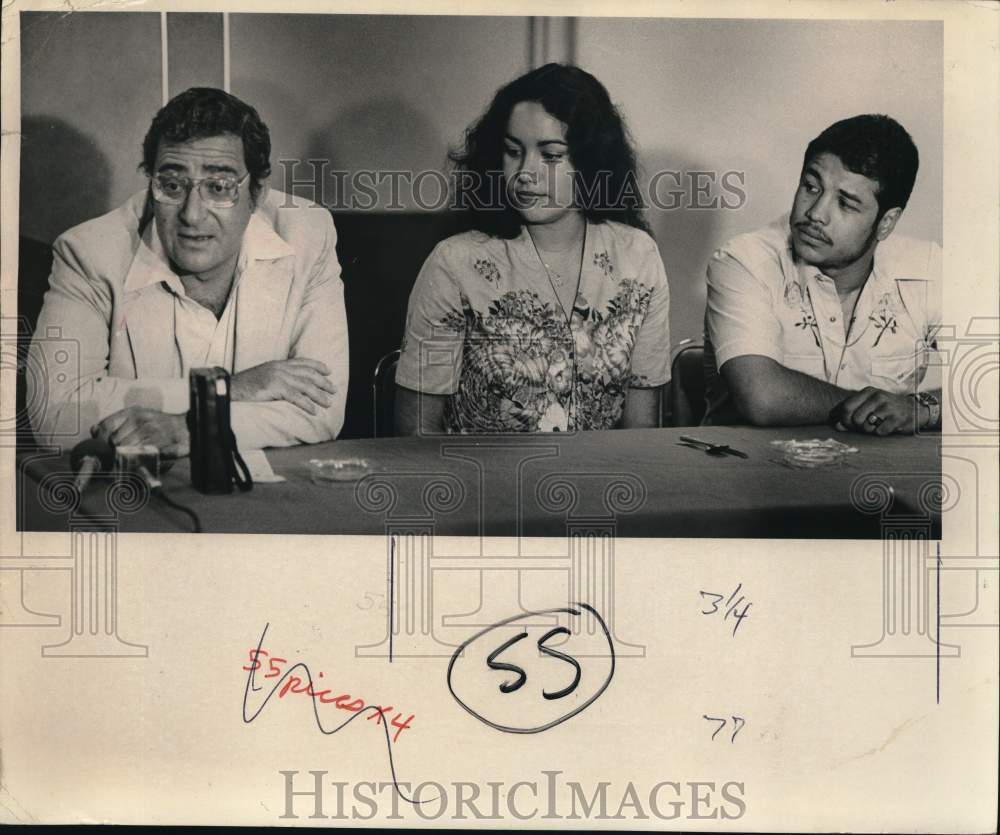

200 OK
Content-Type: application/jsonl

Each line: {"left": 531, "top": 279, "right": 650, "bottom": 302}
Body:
{"left": 540, "top": 259, "right": 565, "bottom": 286}
{"left": 528, "top": 228, "right": 583, "bottom": 316}
{"left": 538, "top": 244, "right": 581, "bottom": 289}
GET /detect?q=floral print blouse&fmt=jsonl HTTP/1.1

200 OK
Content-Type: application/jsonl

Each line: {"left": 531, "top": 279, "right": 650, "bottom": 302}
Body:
{"left": 396, "top": 221, "right": 671, "bottom": 433}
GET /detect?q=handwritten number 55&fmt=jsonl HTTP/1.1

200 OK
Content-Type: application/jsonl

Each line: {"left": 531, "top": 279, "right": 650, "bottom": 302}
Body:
{"left": 486, "top": 627, "right": 582, "bottom": 700}
{"left": 242, "top": 649, "right": 287, "bottom": 679}
{"left": 486, "top": 632, "right": 529, "bottom": 694}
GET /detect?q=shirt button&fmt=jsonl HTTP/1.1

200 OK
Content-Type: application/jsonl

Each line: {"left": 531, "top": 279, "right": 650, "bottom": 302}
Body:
{"left": 829, "top": 316, "right": 837, "bottom": 322}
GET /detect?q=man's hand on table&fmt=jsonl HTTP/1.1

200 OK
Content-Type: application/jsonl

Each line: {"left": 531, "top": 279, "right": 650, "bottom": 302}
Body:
{"left": 230, "top": 358, "right": 337, "bottom": 415}
{"left": 830, "top": 387, "right": 931, "bottom": 436}
{"left": 92, "top": 407, "right": 190, "bottom": 458}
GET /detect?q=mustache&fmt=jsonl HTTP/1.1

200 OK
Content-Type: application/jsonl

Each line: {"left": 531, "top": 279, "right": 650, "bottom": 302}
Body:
{"left": 795, "top": 222, "right": 831, "bottom": 244}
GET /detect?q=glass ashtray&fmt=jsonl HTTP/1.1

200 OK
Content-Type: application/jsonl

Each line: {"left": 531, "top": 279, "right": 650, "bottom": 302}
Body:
{"left": 308, "top": 457, "right": 373, "bottom": 483}
{"left": 770, "top": 438, "right": 859, "bottom": 469}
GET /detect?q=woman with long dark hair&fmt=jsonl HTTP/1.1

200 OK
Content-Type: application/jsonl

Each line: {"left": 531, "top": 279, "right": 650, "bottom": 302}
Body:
{"left": 395, "top": 63, "right": 671, "bottom": 434}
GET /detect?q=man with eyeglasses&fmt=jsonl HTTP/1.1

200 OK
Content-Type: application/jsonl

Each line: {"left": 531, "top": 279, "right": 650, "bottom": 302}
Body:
{"left": 702, "top": 114, "right": 942, "bottom": 435}
{"left": 28, "top": 87, "right": 348, "bottom": 455}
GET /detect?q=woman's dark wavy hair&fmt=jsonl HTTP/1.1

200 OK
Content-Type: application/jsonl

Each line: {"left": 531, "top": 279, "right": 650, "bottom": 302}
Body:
{"left": 140, "top": 87, "right": 271, "bottom": 205}
{"left": 450, "top": 63, "right": 649, "bottom": 238}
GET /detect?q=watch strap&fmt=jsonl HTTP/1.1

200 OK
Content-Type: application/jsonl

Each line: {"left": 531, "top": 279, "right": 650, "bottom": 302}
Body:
{"left": 912, "top": 392, "right": 941, "bottom": 430}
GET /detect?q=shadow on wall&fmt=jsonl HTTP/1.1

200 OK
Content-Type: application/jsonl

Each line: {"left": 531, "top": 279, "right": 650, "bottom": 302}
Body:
{"left": 303, "top": 98, "right": 463, "bottom": 439}
{"left": 20, "top": 115, "right": 113, "bottom": 246}
{"left": 642, "top": 149, "right": 724, "bottom": 345}
{"left": 303, "top": 95, "right": 449, "bottom": 209}
{"left": 17, "top": 116, "right": 113, "bottom": 441}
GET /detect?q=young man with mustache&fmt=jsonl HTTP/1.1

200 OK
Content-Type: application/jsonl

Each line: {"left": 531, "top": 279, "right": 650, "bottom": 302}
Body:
{"left": 702, "top": 114, "right": 941, "bottom": 435}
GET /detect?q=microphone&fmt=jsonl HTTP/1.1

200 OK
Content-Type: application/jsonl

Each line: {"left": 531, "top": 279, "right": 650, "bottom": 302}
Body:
{"left": 114, "top": 444, "right": 201, "bottom": 533}
{"left": 71, "top": 438, "right": 114, "bottom": 492}
{"left": 114, "top": 445, "right": 163, "bottom": 491}
{"left": 70, "top": 439, "right": 202, "bottom": 532}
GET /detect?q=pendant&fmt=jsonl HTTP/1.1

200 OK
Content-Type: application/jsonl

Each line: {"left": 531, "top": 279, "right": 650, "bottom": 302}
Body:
{"left": 544, "top": 263, "right": 564, "bottom": 286}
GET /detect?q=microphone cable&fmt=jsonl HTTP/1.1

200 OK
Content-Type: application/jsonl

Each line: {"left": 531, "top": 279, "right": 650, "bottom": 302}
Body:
{"left": 150, "top": 483, "right": 203, "bottom": 533}
{"left": 69, "top": 477, "right": 203, "bottom": 533}
{"left": 131, "top": 464, "right": 205, "bottom": 534}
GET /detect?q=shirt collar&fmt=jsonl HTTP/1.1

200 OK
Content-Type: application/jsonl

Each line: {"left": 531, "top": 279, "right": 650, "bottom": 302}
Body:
{"left": 124, "top": 208, "right": 295, "bottom": 294}
{"left": 791, "top": 251, "right": 895, "bottom": 299}
{"left": 785, "top": 223, "right": 893, "bottom": 296}
{"left": 870, "top": 244, "right": 897, "bottom": 292}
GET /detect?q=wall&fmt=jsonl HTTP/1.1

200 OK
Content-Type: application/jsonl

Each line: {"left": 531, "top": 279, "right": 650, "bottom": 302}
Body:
{"left": 230, "top": 14, "right": 532, "bottom": 210}
{"left": 19, "top": 12, "right": 162, "bottom": 245}
{"left": 18, "top": 11, "right": 231, "bottom": 246}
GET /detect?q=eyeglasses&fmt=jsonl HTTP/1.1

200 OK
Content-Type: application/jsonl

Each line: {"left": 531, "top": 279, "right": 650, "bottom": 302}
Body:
{"left": 150, "top": 172, "right": 251, "bottom": 208}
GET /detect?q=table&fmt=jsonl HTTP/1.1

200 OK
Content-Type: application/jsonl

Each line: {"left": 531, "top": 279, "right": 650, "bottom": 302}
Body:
{"left": 12, "top": 426, "right": 946, "bottom": 660}
{"left": 17, "top": 427, "right": 942, "bottom": 538}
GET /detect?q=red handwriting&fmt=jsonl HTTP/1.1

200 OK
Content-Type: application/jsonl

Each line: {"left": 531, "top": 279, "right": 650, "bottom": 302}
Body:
{"left": 242, "top": 648, "right": 415, "bottom": 743}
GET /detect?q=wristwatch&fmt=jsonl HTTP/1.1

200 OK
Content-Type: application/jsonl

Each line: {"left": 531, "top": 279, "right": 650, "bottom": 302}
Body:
{"left": 912, "top": 392, "right": 941, "bottom": 430}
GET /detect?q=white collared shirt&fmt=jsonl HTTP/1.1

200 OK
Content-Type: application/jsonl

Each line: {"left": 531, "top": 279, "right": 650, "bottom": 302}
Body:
{"left": 173, "top": 284, "right": 239, "bottom": 374}
{"left": 122, "top": 212, "right": 294, "bottom": 389}
{"left": 703, "top": 217, "right": 942, "bottom": 424}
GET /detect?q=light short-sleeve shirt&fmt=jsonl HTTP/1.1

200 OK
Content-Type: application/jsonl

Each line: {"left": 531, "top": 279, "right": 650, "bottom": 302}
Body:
{"left": 703, "top": 217, "right": 942, "bottom": 425}
{"left": 396, "top": 220, "right": 671, "bottom": 432}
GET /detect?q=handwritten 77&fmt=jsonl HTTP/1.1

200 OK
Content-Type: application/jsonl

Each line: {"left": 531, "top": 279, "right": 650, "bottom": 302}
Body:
{"left": 703, "top": 715, "right": 746, "bottom": 743}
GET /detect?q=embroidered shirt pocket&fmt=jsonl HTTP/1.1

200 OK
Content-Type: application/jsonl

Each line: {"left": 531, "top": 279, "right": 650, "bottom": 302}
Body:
{"left": 870, "top": 351, "right": 922, "bottom": 392}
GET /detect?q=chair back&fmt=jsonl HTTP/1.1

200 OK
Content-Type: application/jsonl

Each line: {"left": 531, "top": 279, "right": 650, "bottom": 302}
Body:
{"left": 15, "top": 237, "right": 53, "bottom": 445}
{"left": 668, "top": 340, "right": 706, "bottom": 427}
{"left": 373, "top": 348, "right": 401, "bottom": 438}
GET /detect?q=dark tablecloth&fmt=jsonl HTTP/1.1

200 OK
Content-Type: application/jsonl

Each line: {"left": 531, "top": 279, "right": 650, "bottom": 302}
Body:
{"left": 17, "top": 427, "right": 942, "bottom": 538}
